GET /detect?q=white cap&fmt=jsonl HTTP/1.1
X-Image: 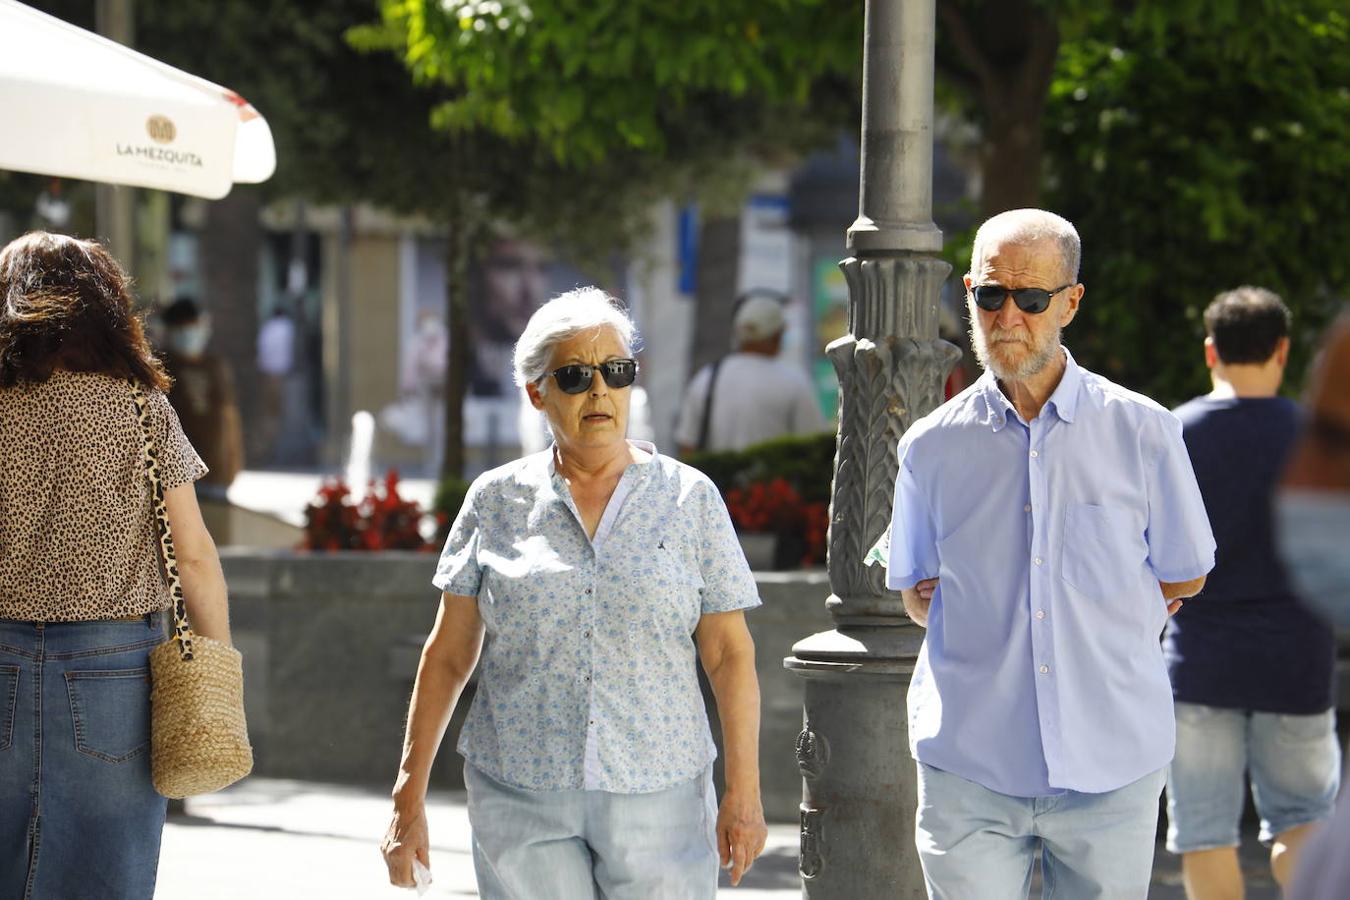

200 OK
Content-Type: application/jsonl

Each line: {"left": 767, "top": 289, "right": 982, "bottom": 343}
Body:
{"left": 732, "top": 295, "right": 786, "bottom": 344}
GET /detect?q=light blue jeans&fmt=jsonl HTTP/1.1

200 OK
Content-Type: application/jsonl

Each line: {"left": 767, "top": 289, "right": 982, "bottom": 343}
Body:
{"left": 465, "top": 762, "right": 719, "bottom": 899}
{"left": 1166, "top": 702, "right": 1340, "bottom": 853}
{"left": 915, "top": 762, "right": 1166, "bottom": 900}
{"left": 0, "top": 614, "right": 168, "bottom": 900}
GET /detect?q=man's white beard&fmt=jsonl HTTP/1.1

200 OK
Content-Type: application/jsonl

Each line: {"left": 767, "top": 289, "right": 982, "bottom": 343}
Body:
{"left": 969, "top": 318, "right": 1063, "bottom": 382}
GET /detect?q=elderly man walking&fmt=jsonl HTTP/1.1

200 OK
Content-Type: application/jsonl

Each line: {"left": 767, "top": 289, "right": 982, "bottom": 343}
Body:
{"left": 884, "top": 208, "right": 1216, "bottom": 899}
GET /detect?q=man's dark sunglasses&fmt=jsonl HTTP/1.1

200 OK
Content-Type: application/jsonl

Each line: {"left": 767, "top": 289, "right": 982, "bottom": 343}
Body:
{"left": 971, "top": 284, "right": 1074, "bottom": 315}
{"left": 544, "top": 358, "right": 638, "bottom": 394}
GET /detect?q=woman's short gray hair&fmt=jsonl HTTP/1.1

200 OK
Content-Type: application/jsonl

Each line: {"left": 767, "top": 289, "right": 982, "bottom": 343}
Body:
{"left": 513, "top": 287, "right": 641, "bottom": 388}
{"left": 970, "top": 208, "right": 1082, "bottom": 284}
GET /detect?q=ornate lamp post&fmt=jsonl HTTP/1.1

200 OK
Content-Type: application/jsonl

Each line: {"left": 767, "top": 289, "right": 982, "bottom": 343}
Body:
{"left": 783, "top": 0, "right": 959, "bottom": 896}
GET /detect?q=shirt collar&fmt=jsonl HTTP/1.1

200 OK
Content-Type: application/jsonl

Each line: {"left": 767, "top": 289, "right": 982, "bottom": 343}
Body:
{"left": 545, "top": 440, "right": 659, "bottom": 478}
{"left": 979, "top": 346, "right": 1081, "bottom": 431}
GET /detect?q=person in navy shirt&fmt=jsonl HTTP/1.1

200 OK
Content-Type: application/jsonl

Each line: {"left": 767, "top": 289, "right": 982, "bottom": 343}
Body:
{"left": 1164, "top": 287, "right": 1339, "bottom": 899}
{"left": 886, "top": 208, "right": 1215, "bottom": 899}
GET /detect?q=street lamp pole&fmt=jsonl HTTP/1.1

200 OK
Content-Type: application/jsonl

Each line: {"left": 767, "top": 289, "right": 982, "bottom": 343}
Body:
{"left": 784, "top": 0, "right": 958, "bottom": 896}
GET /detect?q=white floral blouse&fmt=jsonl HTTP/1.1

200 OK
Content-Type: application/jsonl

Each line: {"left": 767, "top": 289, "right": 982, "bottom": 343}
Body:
{"left": 433, "top": 441, "right": 760, "bottom": 793}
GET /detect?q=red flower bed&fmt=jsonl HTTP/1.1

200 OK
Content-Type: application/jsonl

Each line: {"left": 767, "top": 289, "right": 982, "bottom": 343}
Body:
{"left": 725, "top": 477, "right": 828, "bottom": 567}
{"left": 302, "top": 470, "right": 435, "bottom": 552}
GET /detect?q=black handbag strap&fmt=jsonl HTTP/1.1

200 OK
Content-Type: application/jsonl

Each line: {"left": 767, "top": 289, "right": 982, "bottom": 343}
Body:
{"left": 130, "top": 381, "right": 195, "bottom": 661}
{"left": 696, "top": 357, "right": 724, "bottom": 452}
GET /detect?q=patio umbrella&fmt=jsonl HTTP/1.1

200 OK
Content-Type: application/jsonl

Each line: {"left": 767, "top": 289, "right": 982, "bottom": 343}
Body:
{"left": 0, "top": 0, "right": 275, "bottom": 199}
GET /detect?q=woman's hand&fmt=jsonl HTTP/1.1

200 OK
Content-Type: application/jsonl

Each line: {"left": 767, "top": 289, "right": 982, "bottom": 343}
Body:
{"left": 380, "top": 800, "right": 430, "bottom": 888}
{"left": 716, "top": 788, "right": 767, "bottom": 886}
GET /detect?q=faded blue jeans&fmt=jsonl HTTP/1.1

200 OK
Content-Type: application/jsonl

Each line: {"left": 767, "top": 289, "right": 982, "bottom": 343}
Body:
{"left": 0, "top": 614, "right": 168, "bottom": 900}
{"left": 915, "top": 762, "right": 1167, "bottom": 899}
{"left": 465, "top": 761, "right": 720, "bottom": 899}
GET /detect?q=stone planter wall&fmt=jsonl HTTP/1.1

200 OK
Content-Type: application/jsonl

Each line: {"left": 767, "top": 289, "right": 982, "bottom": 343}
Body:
{"left": 221, "top": 550, "right": 831, "bottom": 822}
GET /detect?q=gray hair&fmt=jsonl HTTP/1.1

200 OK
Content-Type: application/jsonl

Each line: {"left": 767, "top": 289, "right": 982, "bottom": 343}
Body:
{"left": 513, "top": 286, "right": 640, "bottom": 388}
{"left": 970, "top": 208, "right": 1081, "bottom": 284}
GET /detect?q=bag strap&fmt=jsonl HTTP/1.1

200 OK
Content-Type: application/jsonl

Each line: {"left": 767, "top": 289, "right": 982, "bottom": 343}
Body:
{"left": 696, "top": 357, "right": 724, "bottom": 453}
{"left": 130, "top": 381, "right": 195, "bottom": 662}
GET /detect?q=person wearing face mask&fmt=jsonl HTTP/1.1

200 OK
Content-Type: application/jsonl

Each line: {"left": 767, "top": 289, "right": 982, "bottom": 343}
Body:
{"left": 1280, "top": 315, "right": 1350, "bottom": 900}
{"left": 159, "top": 297, "right": 243, "bottom": 492}
{"left": 380, "top": 287, "right": 768, "bottom": 898}
{"left": 1161, "top": 288, "right": 1338, "bottom": 900}
{"left": 884, "top": 209, "right": 1216, "bottom": 899}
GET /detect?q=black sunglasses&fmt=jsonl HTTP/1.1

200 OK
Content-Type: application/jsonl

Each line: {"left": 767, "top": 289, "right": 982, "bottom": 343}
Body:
{"left": 543, "top": 358, "right": 638, "bottom": 394}
{"left": 971, "top": 283, "right": 1074, "bottom": 315}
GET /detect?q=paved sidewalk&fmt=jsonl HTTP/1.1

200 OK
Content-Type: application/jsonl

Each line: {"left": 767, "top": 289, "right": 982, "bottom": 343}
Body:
{"left": 159, "top": 778, "right": 1279, "bottom": 898}
{"left": 158, "top": 778, "right": 801, "bottom": 899}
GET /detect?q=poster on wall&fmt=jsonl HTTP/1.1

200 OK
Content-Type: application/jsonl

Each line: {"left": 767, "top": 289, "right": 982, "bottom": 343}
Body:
{"left": 387, "top": 235, "right": 606, "bottom": 475}
{"left": 811, "top": 255, "right": 849, "bottom": 421}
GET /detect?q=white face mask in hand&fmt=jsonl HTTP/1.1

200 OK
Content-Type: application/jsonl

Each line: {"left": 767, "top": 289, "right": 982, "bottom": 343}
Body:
{"left": 1277, "top": 490, "right": 1350, "bottom": 627}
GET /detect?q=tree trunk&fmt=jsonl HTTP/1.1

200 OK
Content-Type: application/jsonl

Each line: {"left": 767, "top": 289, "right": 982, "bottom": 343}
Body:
{"left": 936, "top": 0, "right": 1060, "bottom": 217}
{"left": 688, "top": 210, "right": 742, "bottom": 376}
{"left": 201, "top": 187, "right": 263, "bottom": 463}
{"left": 979, "top": 90, "right": 1048, "bottom": 216}
{"left": 440, "top": 200, "right": 474, "bottom": 482}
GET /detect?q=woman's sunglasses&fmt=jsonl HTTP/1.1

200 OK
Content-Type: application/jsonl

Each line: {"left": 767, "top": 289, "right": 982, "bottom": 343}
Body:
{"left": 971, "top": 284, "right": 1073, "bottom": 315}
{"left": 543, "top": 358, "right": 639, "bottom": 394}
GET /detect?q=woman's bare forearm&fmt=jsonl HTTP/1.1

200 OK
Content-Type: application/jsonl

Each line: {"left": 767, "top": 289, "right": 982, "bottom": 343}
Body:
{"left": 393, "top": 596, "right": 483, "bottom": 806}
{"left": 393, "top": 654, "right": 468, "bottom": 805}
{"left": 179, "top": 553, "right": 231, "bottom": 644}
{"left": 708, "top": 648, "right": 761, "bottom": 795}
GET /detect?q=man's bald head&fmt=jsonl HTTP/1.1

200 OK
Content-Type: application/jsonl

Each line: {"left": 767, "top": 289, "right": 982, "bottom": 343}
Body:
{"left": 970, "top": 209, "right": 1081, "bottom": 286}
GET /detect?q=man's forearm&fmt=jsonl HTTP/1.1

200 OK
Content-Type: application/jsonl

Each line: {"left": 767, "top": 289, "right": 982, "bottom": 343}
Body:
{"left": 1160, "top": 575, "right": 1206, "bottom": 600}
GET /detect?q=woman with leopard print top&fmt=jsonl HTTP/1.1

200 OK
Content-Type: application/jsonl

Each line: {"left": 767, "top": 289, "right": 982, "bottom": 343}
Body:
{"left": 0, "top": 231, "right": 235, "bottom": 900}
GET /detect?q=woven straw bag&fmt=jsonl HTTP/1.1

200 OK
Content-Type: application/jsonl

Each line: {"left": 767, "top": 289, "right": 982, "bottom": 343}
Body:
{"left": 132, "top": 383, "right": 253, "bottom": 799}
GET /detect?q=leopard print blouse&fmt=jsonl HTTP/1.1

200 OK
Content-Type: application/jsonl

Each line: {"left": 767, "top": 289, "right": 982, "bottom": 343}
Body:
{"left": 0, "top": 370, "right": 207, "bottom": 621}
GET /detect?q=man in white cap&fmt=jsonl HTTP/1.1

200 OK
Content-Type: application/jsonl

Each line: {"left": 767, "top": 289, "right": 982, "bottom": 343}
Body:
{"left": 675, "top": 291, "right": 828, "bottom": 455}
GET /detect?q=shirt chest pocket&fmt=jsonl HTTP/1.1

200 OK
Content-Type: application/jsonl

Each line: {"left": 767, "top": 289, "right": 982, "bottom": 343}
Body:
{"left": 1061, "top": 502, "right": 1148, "bottom": 601}
{"left": 619, "top": 539, "right": 705, "bottom": 635}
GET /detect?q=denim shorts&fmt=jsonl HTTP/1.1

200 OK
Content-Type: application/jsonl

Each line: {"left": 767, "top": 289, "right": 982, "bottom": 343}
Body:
{"left": 1165, "top": 701, "right": 1341, "bottom": 854}
{"left": 465, "top": 762, "right": 719, "bottom": 900}
{"left": 0, "top": 614, "right": 169, "bottom": 900}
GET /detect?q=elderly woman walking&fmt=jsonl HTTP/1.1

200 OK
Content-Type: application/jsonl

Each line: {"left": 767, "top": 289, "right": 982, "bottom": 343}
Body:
{"left": 381, "top": 287, "right": 767, "bottom": 898}
{"left": 0, "top": 232, "right": 233, "bottom": 899}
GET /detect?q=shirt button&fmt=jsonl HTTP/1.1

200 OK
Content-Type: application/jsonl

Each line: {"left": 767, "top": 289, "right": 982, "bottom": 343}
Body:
{"left": 584, "top": 674, "right": 591, "bottom": 682}
{"left": 1024, "top": 504, "right": 1032, "bottom": 513}
{"left": 1035, "top": 610, "right": 1046, "bottom": 620}
{"left": 1034, "top": 557, "right": 1043, "bottom": 566}
{"left": 585, "top": 588, "right": 592, "bottom": 595}
{"left": 1039, "top": 665, "right": 1050, "bottom": 675}
{"left": 1030, "top": 450, "right": 1039, "bottom": 458}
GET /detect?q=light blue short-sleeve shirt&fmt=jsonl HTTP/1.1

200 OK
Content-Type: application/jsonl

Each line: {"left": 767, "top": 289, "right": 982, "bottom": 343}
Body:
{"left": 886, "top": 349, "right": 1215, "bottom": 797}
{"left": 434, "top": 441, "right": 761, "bottom": 794}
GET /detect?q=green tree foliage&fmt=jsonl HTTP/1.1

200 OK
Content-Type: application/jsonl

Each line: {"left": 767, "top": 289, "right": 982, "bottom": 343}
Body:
{"left": 372, "top": 0, "right": 861, "bottom": 167}
{"left": 1045, "top": 4, "right": 1350, "bottom": 404}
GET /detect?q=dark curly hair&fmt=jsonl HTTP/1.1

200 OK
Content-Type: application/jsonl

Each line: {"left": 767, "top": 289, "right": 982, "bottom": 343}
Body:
{"left": 0, "top": 231, "right": 170, "bottom": 390}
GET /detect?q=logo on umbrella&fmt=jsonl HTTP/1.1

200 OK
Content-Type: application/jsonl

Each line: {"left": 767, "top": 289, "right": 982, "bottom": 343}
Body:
{"left": 146, "top": 115, "right": 177, "bottom": 145}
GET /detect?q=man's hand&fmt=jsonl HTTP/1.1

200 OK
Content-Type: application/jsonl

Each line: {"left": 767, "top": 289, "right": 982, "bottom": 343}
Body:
{"left": 380, "top": 801, "right": 430, "bottom": 888}
{"left": 902, "top": 577, "right": 940, "bottom": 627}
{"left": 717, "top": 788, "right": 768, "bottom": 886}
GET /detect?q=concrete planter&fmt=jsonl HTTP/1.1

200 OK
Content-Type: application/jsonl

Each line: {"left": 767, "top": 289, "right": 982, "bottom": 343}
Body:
{"left": 221, "top": 549, "right": 830, "bottom": 822}
{"left": 738, "top": 532, "right": 778, "bottom": 570}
